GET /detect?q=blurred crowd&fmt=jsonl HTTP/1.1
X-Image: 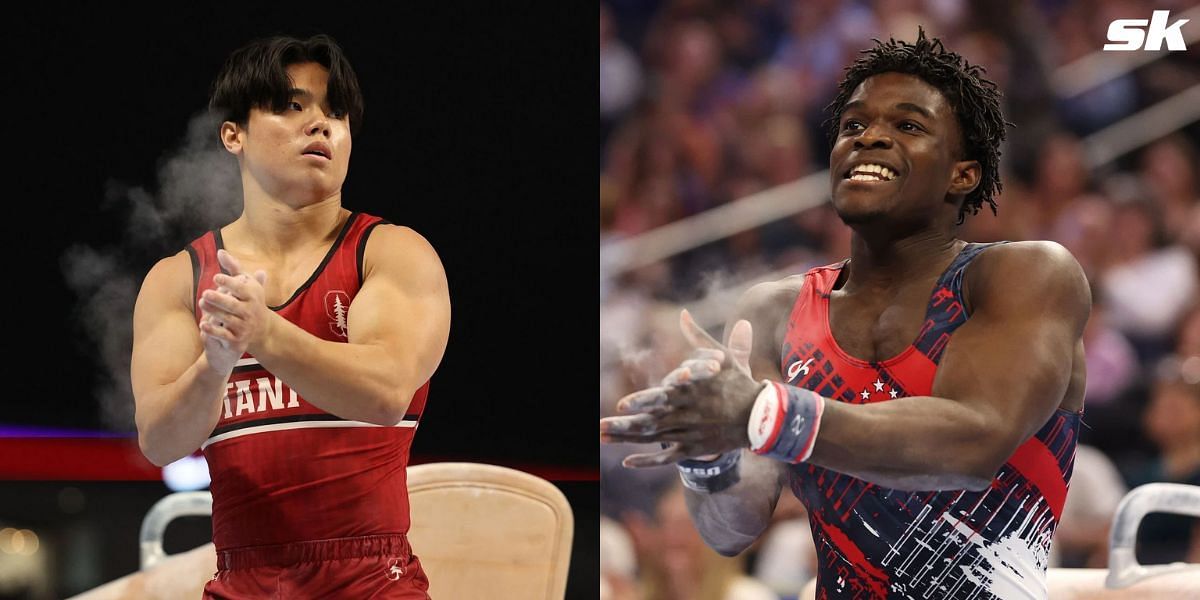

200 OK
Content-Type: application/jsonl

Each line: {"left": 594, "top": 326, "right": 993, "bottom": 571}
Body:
{"left": 599, "top": 0, "right": 1200, "bottom": 598}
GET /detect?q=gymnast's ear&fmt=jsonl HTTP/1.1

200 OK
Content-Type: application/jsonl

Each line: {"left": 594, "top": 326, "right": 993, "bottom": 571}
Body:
{"left": 948, "top": 159, "right": 981, "bottom": 196}
{"left": 219, "top": 121, "right": 244, "bottom": 156}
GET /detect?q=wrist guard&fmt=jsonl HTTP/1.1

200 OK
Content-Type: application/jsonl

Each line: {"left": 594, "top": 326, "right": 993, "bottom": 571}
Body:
{"left": 677, "top": 450, "right": 742, "bottom": 494}
{"left": 747, "top": 381, "right": 824, "bottom": 463}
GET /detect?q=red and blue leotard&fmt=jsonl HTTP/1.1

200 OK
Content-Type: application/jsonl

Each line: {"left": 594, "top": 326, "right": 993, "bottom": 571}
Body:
{"left": 781, "top": 243, "right": 1080, "bottom": 599}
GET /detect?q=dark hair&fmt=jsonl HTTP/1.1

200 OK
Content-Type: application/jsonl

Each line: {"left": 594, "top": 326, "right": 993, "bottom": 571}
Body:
{"left": 209, "top": 34, "right": 364, "bottom": 134}
{"left": 824, "top": 28, "right": 1010, "bottom": 223}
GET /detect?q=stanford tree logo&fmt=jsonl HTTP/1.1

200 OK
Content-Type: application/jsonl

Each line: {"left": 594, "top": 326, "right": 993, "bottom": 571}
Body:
{"left": 326, "top": 290, "right": 350, "bottom": 338}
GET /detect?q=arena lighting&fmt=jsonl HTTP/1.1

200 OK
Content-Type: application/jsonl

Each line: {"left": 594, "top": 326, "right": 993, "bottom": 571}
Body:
{"left": 0, "top": 528, "right": 39, "bottom": 555}
{"left": 17, "top": 530, "right": 38, "bottom": 555}
{"left": 1183, "top": 355, "right": 1200, "bottom": 385}
{"left": 162, "top": 454, "right": 211, "bottom": 492}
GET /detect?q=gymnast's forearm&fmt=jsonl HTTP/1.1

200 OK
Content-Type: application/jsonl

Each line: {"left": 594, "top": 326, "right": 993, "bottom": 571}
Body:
{"left": 807, "top": 395, "right": 1002, "bottom": 491}
{"left": 253, "top": 318, "right": 422, "bottom": 426}
{"left": 135, "top": 354, "right": 228, "bottom": 467}
{"left": 683, "top": 451, "right": 784, "bottom": 556}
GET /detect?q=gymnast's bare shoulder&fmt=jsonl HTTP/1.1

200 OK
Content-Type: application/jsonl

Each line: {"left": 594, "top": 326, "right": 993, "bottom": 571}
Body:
{"left": 963, "top": 240, "right": 1088, "bottom": 316}
{"left": 959, "top": 239, "right": 1090, "bottom": 414}
{"left": 136, "top": 250, "right": 195, "bottom": 314}
{"left": 132, "top": 250, "right": 202, "bottom": 376}
{"left": 724, "top": 275, "right": 806, "bottom": 382}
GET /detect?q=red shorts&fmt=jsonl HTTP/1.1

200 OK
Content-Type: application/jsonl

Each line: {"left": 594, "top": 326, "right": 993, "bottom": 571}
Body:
{"left": 202, "top": 534, "right": 430, "bottom": 599}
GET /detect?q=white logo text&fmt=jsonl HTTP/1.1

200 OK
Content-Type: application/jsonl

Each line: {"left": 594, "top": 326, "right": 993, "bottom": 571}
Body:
{"left": 1105, "top": 11, "right": 1189, "bottom": 51}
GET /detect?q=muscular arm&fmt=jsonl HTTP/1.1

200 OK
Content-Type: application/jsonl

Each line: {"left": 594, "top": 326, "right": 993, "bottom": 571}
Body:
{"left": 132, "top": 252, "right": 230, "bottom": 467}
{"left": 682, "top": 280, "right": 797, "bottom": 556}
{"left": 604, "top": 243, "right": 1089, "bottom": 552}
{"left": 245, "top": 226, "right": 451, "bottom": 425}
{"left": 808, "top": 241, "right": 1091, "bottom": 490}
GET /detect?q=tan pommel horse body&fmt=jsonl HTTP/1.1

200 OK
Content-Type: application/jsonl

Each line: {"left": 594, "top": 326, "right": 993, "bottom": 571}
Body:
{"left": 71, "top": 463, "right": 574, "bottom": 600}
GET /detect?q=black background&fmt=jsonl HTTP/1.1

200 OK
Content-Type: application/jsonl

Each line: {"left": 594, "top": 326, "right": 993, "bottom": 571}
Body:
{"left": 8, "top": 2, "right": 595, "bottom": 597}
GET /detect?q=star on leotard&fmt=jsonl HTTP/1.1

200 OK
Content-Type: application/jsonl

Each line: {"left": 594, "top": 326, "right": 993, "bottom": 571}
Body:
{"left": 889, "top": 389, "right": 899, "bottom": 399}
{"left": 873, "top": 379, "right": 885, "bottom": 392}
{"left": 861, "top": 388, "right": 871, "bottom": 400}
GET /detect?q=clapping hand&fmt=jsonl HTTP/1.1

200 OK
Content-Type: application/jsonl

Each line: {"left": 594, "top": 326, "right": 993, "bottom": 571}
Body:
{"left": 600, "top": 310, "right": 764, "bottom": 467}
{"left": 198, "top": 249, "right": 271, "bottom": 374}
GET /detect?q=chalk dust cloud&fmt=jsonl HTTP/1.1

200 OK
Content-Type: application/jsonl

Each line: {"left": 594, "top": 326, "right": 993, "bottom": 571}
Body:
{"left": 62, "top": 110, "right": 241, "bottom": 431}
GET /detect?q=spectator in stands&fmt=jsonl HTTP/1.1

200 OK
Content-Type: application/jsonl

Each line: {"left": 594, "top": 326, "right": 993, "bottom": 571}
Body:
{"left": 1176, "top": 303, "right": 1200, "bottom": 357}
{"left": 1081, "top": 282, "right": 1140, "bottom": 408}
{"left": 1028, "top": 132, "right": 1092, "bottom": 240}
{"left": 626, "top": 480, "right": 776, "bottom": 600}
{"left": 1052, "top": 444, "right": 1128, "bottom": 568}
{"left": 1133, "top": 354, "right": 1200, "bottom": 564}
{"left": 1138, "top": 134, "right": 1199, "bottom": 245}
{"left": 1099, "top": 196, "right": 1198, "bottom": 362}
{"left": 600, "top": 516, "right": 640, "bottom": 600}
{"left": 1051, "top": 0, "right": 1139, "bottom": 135}
{"left": 602, "top": 2, "right": 645, "bottom": 163}
{"left": 751, "top": 506, "right": 817, "bottom": 597}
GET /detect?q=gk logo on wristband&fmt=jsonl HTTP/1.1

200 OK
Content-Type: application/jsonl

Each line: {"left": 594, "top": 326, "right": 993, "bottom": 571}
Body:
{"left": 749, "top": 382, "right": 824, "bottom": 463}
{"left": 754, "top": 402, "right": 773, "bottom": 438}
{"left": 748, "top": 382, "right": 784, "bottom": 451}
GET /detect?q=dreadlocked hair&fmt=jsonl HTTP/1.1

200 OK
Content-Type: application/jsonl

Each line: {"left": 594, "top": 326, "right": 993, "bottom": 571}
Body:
{"left": 824, "top": 28, "right": 1011, "bottom": 223}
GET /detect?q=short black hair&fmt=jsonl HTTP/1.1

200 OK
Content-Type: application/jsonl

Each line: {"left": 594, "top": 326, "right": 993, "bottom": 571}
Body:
{"left": 209, "top": 34, "right": 364, "bottom": 134}
{"left": 825, "top": 28, "right": 1009, "bottom": 223}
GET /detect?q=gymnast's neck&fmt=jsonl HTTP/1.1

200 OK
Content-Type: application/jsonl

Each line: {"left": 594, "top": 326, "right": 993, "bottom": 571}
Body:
{"left": 228, "top": 194, "right": 349, "bottom": 257}
{"left": 841, "top": 224, "right": 962, "bottom": 293}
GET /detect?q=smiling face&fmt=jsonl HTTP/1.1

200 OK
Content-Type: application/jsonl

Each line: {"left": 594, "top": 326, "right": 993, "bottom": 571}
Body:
{"left": 829, "top": 72, "right": 979, "bottom": 229}
{"left": 220, "top": 61, "right": 352, "bottom": 205}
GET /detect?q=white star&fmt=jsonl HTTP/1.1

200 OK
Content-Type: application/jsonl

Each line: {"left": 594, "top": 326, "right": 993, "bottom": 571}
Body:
{"left": 873, "top": 379, "right": 885, "bottom": 392}
{"left": 861, "top": 388, "right": 870, "bottom": 400}
{"left": 889, "top": 389, "right": 899, "bottom": 398}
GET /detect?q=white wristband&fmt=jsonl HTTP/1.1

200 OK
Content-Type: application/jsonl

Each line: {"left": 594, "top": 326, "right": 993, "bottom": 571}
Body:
{"left": 747, "top": 381, "right": 784, "bottom": 453}
{"left": 747, "top": 380, "right": 824, "bottom": 463}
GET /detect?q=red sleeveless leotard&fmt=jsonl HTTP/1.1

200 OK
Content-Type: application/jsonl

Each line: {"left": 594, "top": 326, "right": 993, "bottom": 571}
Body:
{"left": 187, "top": 212, "right": 430, "bottom": 552}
